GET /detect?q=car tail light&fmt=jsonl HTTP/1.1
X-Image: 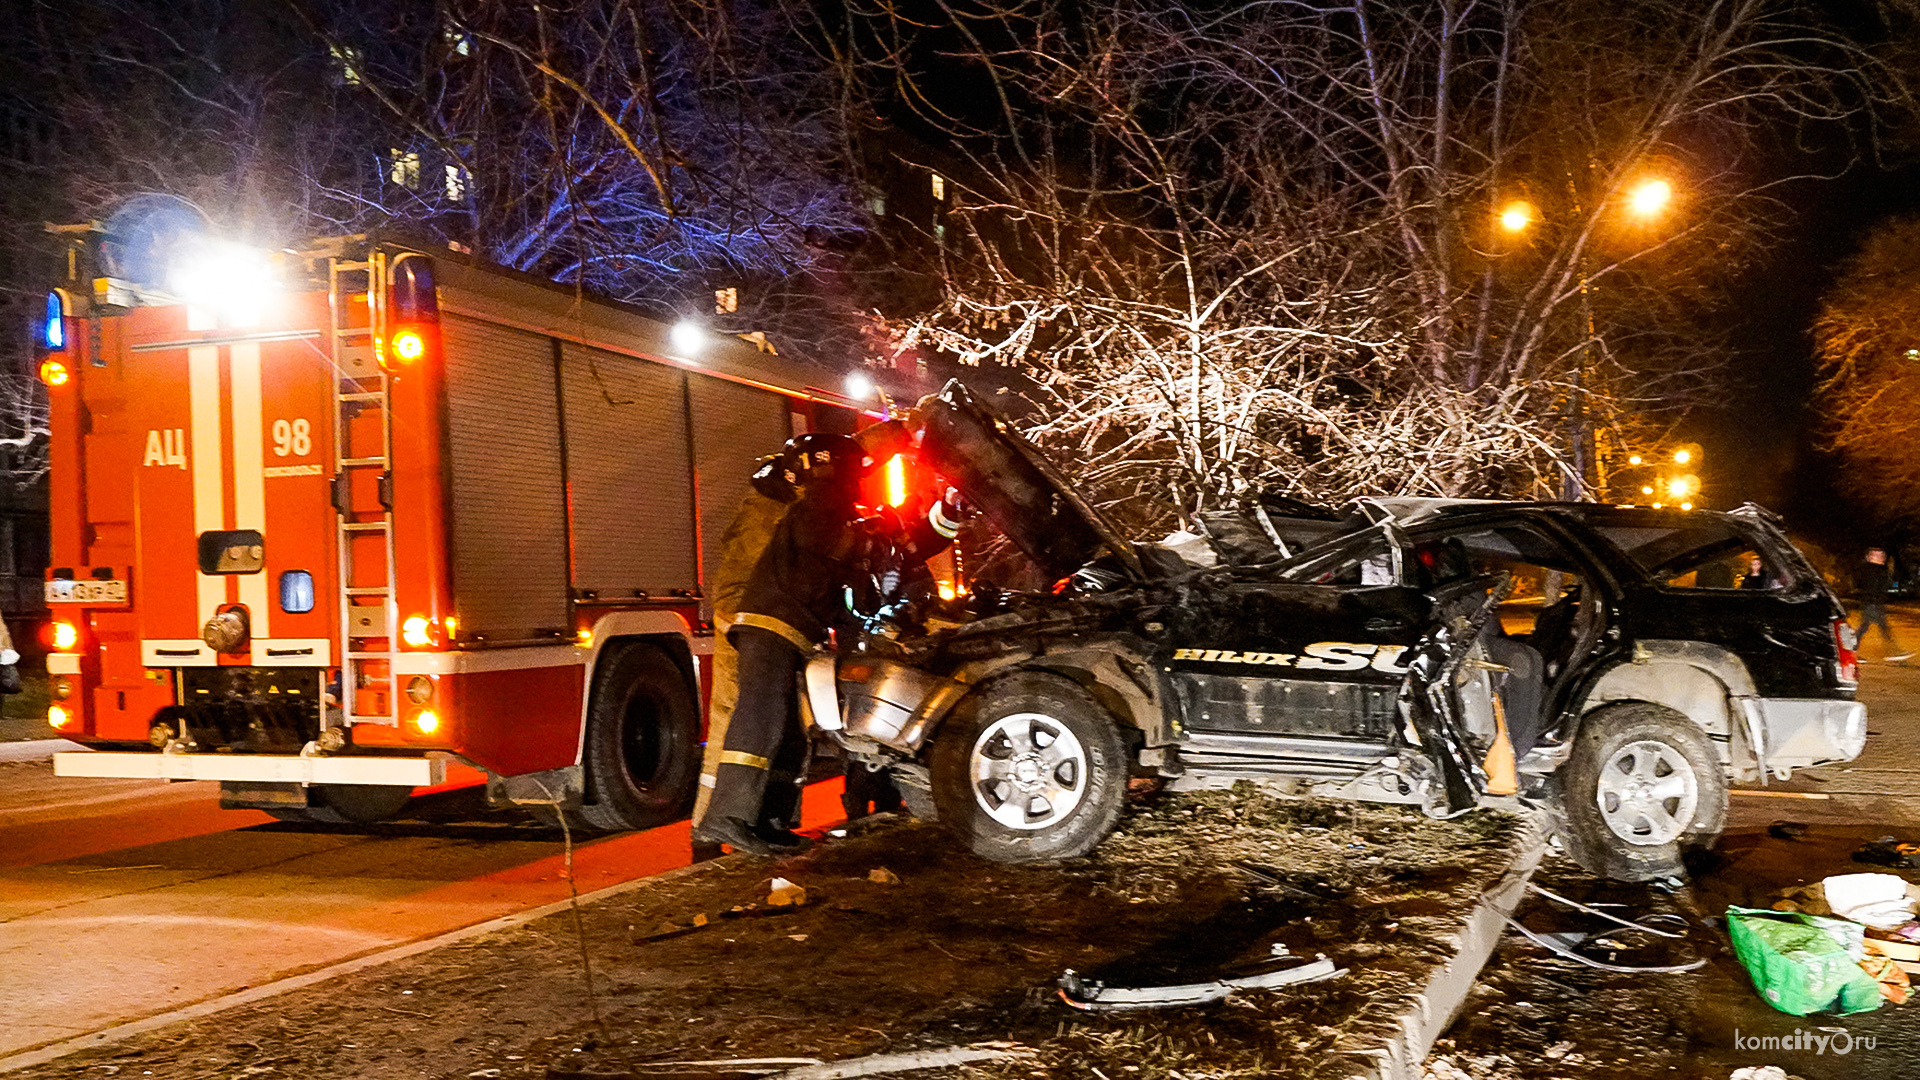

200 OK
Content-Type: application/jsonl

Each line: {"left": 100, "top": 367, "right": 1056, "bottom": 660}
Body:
{"left": 1834, "top": 617, "right": 1858, "bottom": 684}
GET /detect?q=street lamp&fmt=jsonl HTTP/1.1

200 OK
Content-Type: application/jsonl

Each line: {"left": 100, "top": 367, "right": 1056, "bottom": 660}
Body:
{"left": 1499, "top": 201, "right": 1535, "bottom": 234}
{"left": 1627, "top": 178, "right": 1672, "bottom": 219}
{"left": 1673, "top": 448, "right": 1691, "bottom": 465}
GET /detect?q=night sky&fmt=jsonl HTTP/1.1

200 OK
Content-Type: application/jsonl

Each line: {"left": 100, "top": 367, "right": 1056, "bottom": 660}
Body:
{"left": 1704, "top": 152, "right": 1920, "bottom": 550}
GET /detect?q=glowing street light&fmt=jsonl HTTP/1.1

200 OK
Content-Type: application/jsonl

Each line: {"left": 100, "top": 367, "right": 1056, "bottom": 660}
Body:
{"left": 1673, "top": 448, "right": 1691, "bottom": 465}
{"left": 1627, "top": 454, "right": 1643, "bottom": 466}
{"left": 1627, "top": 178, "right": 1672, "bottom": 219}
{"left": 1498, "top": 201, "right": 1534, "bottom": 234}
{"left": 1642, "top": 485, "right": 1655, "bottom": 496}
{"left": 845, "top": 371, "right": 877, "bottom": 400}
{"left": 668, "top": 320, "right": 707, "bottom": 358}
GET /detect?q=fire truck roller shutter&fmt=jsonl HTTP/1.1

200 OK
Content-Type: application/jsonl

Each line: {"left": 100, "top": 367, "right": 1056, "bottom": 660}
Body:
{"left": 688, "top": 376, "right": 793, "bottom": 616}
{"left": 441, "top": 314, "right": 572, "bottom": 641}
{"left": 558, "top": 343, "right": 697, "bottom": 595}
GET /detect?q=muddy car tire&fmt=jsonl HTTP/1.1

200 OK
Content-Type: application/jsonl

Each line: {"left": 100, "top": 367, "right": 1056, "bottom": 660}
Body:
{"left": 893, "top": 772, "right": 939, "bottom": 823}
{"left": 930, "top": 671, "right": 1127, "bottom": 863}
{"left": 575, "top": 644, "right": 701, "bottom": 831}
{"left": 1558, "top": 703, "right": 1727, "bottom": 882}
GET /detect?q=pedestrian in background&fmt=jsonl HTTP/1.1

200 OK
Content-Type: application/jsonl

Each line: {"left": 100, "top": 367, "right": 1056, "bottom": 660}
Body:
{"left": 1856, "top": 547, "right": 1911, "bottom": 663}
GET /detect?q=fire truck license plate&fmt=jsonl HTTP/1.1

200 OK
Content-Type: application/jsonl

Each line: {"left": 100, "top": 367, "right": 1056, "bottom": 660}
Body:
{"left": 45, "top": 579, "right": 128, "bottom": 604}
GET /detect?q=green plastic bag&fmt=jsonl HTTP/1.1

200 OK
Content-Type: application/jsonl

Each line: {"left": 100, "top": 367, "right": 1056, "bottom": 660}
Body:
{"left": 1727, "top": 906, "right": 1882, "bottom": 1016}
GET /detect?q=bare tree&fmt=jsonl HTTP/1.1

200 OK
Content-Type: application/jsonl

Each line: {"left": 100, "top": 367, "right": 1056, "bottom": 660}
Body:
{"left": 1814, "top": 215, "right": 1920, "bottom": 530}
{"left": 827, "top": 0, "right": 1901, "bottom": 526}
{"left": 299, "top": 0, "right": 879, "bottom": 361}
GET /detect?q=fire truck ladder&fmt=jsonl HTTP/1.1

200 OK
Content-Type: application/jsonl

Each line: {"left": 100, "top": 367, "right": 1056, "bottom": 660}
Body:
{"left": 329, "top": 253, "right": 400, "bottom": 727}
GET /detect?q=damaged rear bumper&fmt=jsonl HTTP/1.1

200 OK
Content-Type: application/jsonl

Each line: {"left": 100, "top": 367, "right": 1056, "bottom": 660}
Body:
{"left": 1739, "top": 697, "right": 1866, "bottom": 779}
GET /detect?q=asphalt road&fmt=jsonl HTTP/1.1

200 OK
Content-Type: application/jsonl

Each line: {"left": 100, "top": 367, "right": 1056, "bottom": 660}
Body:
{"left": 0, "top": 764, "right": 842, "bottom": 1061}
{"left": 1725, "top": 604, "right": 1920, "bottom": 833}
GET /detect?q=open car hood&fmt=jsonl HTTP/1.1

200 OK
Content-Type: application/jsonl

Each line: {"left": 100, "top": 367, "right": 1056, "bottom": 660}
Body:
{"left": 917, "top": 381, "right": 1143, "bottom": 582}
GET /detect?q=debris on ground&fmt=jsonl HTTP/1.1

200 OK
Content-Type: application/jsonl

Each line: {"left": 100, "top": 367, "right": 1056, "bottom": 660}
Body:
{"left": 775, "top": 1043, "right": 1030, "bottom": 1079}
{"left": 1728, "top": 1067, "right": 1804, "bottom": 1080}
{"left": 766, "top": 877, "right": 807, "bottom": 907}
{"left": 1850, "top": 837, "right": 1920, "bottom": 869}
{"left": 1820, "top": 872, "right": 1916, "bottom": 929}
{"left": 1727, "top": 906, "right": 1882, "bottom": 1016}
{"left": 3, "top": 787, "right": 1529, "bottom": 1080}
{"left": 1056, "top": 948, "right": 1342, "bottom": 1011}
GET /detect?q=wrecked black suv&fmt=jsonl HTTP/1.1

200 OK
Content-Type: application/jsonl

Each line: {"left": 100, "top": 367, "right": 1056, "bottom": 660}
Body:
{"left": 811, "top": 384, "right": 1864, "bottom": 882}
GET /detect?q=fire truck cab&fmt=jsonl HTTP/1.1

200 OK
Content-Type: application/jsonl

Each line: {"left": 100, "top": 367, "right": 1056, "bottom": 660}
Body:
{"left": 35, "top": 224, "right": 859, "bottom": 827}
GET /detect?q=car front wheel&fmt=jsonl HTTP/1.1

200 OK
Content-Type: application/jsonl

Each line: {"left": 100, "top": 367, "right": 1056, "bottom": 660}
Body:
{"left": 1557, "top": 702, "right": 1727, "bottom": 882}
{"left": 930, "top": 671, "right": 1127, "bottom": 863}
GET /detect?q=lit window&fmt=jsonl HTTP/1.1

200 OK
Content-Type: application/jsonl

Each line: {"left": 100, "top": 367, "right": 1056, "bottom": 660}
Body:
{"left": 869, "top": 194, "right": 886, "bottom": 217}
{"left": 279, "top": 570, "right": 315, "bottom": 614}
{"left": 443, "top": 25, "right": 472, "bottom": 57}
{"left": 330, "top": 44, "right": 363, "bottom": 87}
{"left": 930, "top": 173, "right": 946, "bottom": 201}
{"left": 444, "top": 164, "right": 468, "bottom": 202}
{"left": 389, "top": 149, "right": 421, "bottom": 189}
{"left": 714, "top": 287, "right": 738, "bottom": 314}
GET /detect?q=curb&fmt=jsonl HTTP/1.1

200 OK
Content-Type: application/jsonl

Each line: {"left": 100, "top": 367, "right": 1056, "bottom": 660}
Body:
{"left": 0, "top": 853, "right": 739, "bottom": 1074}
{"left": 0, "top": 740, "right": 83, "bottom": 764}
{"left": 1347, "top": 812, "right": 1552, "bottom": 1080}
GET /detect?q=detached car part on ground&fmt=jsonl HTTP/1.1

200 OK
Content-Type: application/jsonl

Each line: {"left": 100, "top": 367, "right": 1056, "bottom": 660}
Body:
{"left": 812, "top": 383, "right": 1865, "bottom": 882}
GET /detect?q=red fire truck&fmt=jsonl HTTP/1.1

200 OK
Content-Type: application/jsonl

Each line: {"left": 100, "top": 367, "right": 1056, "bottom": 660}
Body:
{"left": 34, "top": 227, "right": 860, "bottom": 826}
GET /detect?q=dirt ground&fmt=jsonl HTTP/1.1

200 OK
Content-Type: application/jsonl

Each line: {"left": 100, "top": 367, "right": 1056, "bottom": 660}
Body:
{"left": 11, "top": 787, "right": 1524, "bottom": 1080}
{"left": 1439, "top": 827, "right": 1920, "bottom": 1080}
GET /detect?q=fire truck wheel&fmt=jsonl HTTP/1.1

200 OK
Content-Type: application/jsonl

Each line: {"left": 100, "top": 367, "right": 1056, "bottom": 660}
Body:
{"left": 930, "top": 671, "right": 1128, "bottom": 863}
{"left": 578, "top": 643, "right": 701, "bottom": 831}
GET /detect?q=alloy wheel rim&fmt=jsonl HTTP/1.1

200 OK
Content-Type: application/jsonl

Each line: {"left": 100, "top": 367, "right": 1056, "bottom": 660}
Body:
{"left": 1595, "top": 738, "right": 1699, "bottom": 846}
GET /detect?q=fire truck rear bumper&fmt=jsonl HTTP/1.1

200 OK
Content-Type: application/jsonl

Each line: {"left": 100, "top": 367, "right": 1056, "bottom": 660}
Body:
{"left": 52, "top": 751, "right": 446, "bottom": 787}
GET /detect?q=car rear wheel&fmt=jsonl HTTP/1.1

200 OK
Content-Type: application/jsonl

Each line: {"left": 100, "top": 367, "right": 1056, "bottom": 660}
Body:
{"left": 1558, "top": 702, "right": 1726, "bottom": 882}
{"left": 930, "top": 671, "right": 1127, "bottom": 863}
{"left": 575, "top": 643, "right": 701, "bottom": 831}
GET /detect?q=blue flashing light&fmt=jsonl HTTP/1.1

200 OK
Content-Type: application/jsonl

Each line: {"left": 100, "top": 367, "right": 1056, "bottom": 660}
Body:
{"left": 42, "top": 292, "right": 65, "bottom": 351}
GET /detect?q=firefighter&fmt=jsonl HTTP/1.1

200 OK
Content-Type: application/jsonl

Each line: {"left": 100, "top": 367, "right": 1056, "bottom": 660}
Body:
{"left": 690, "top": 453, "right": 799, "bottom": 859}
{"left": 691, "top": 432, "right": 881, "bottom": 857}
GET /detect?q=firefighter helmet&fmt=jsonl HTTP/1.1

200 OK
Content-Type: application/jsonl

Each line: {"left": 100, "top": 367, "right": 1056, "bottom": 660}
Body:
{"left": 786, "top": 433, "right": 870, "bottom": 486}
{"left": 749, "top": 453, "right": 798, "bottom": 503}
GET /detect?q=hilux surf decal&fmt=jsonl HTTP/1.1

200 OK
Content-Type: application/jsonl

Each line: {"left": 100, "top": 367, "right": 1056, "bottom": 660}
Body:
{"left": 1172, "top": 642, "right": 1412, "bottom": 675}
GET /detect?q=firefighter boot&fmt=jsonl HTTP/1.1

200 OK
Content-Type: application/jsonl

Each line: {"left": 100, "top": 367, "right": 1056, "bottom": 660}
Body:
{"left": 691, "top": 757, "right": 778, "bottom": 857}
{"left": 691, "top": 815, "right": 775, "bottom": 857}
{"left": 752, "top": 823, "right": 812, "bottom": 854}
